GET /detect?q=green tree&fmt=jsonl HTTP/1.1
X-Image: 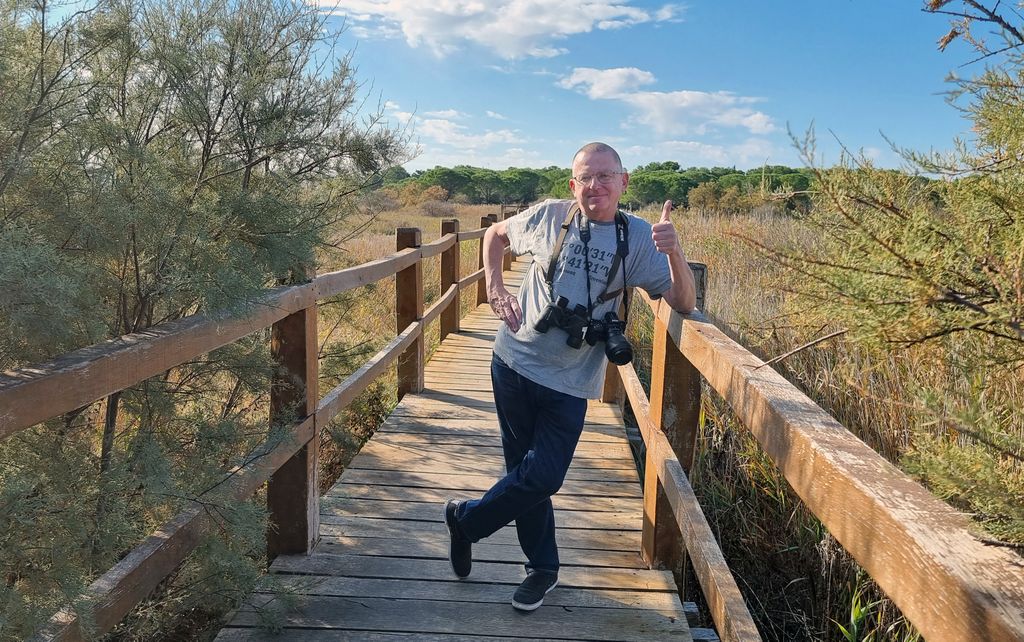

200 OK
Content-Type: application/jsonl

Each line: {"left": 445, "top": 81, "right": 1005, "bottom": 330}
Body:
{"left": 468, "top": 167, "right": 502, "bottom": 203}
{"left": 498, "top": 168, "right": 541, "bottom": 204}
{"left": 686, "top": 181, "right": 721, "bottom": 214}
{"left": 0, "top": 0, "right": 407, "bottom": 636}
{"left": 418, "top": 166, "right": 470, "bottom": 201}
{"left": 382, "top": 166, "right": 410, "bottom": 184}
{"left": 775, "top": 1, "right": 1024, "bottom": 545}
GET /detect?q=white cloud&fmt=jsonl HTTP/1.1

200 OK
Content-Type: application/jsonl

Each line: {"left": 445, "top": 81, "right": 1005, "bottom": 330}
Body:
{"left": 323, "top": 1, "right": 684, "bottom": 59}
{"left": 622, "top": 138, "right": 782, "bottom": 169}
{"left": 418, "top": 118, "right": 520, "bottom": 149}
{"left": 423, "top": 109, "right": 466, "bottom": 119}
{"left": 558, "top": 67, "right": 656, "bottom": 99}
{"left": 486, "top": 111, "right": 509, "bottom": 120}
{"left": 559, "top": 67, "right": 776, "bottom": 136}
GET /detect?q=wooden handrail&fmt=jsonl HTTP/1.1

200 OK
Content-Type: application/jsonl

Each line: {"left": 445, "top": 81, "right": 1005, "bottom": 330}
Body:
{"left": 457, "top": 267, "right": 485, "bottom": 290}
{"left": 423, "top": 283, "right": 459, "bottom": 329}
{"left": 314, "top": 248, "right": 419, "bottom": 299}
{"left": 419, "top": 231, "right": 457, "bottom": 258}
{"left": 457, "top": 228, "right": 486, "bottom": 242}
{"left": 0, "top": 284, "right": 315, "bottom": 439}
{"left": 4, "top": 219, "right": 496, "bottom": 640}
{"left": 619, "top": 362, "right": 761, "bottom": 642}
{"left": 634, "top": 288, "right": 1024, "bottom": 642}
{"left": 316, "top": 323, "right": 421, "bottom": 427}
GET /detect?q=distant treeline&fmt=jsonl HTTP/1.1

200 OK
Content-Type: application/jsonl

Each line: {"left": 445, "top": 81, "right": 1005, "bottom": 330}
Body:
{"left": 379, "top": 162, "right": 817, "bottom": 212}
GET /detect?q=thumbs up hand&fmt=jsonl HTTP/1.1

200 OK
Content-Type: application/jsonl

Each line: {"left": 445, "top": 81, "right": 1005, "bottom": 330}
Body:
{"left": 651, "top": 200, "right": 679, "bottom": 255}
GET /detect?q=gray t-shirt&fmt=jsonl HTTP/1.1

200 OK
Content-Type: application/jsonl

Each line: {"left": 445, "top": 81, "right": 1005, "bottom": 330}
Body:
{"left": 494, "top": 199, "right": 673, "bottom": 399}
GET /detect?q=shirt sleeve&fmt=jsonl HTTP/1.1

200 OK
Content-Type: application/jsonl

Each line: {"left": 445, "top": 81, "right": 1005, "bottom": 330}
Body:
{"left": 504, "top": 200, "right": 561, "bottom": 258}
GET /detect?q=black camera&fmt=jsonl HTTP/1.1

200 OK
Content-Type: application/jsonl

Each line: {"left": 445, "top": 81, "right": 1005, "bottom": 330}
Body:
{"left": 585, "top": 311, "right": 633, "bottom": 365}
{"left": 535, "top": 296, "right": 589, "bottom": 349}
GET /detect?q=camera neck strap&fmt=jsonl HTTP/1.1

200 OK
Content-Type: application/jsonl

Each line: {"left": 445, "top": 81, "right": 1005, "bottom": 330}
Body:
{"left": 544, "top": 203, "right": 630, "bottom": 318}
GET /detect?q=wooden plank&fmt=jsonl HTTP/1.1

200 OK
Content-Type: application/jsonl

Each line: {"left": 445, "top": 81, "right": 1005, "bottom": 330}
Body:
{"left": 0, "top": 283, "right": 314, "bottom": 439}
{"left": 315, "top": 535, "right": 646, "bottom": 569}
{"left": 353, "top": 439, "right": 636, "bottom": 471}
{"left": 218, "top": 628, "right": 564, "bottom": 641}
{"left": 376, "top": 417, "right": 629, "bottom": 442}
{"left": 318, "top": 497, "right": 641, "bottom": 530}
{"left": 658, "top": 447, "right": 762, "bottom": 642}
{"left": 224, "top": 595, "right": 690, "bottom": 640}
{"left": 269, "top": 555, "right": 675, "bottom": 592}
{"left": 641, "top": 292, "right": 1024, "bottom": 642}
{"left": 367, "top": 432, "right": 633, "bottom": 457}
{"left": 317, "top": 518, "right": 641, "bottom": 551}
{"left": 456, "top": 267, "right": 485, "bottom": 291}
{"left": 395, "top": 393, "right": 624, "bottom": 418}
{"left": 476, "top": 216, "right": 492, "bottom": 305}
{"left": 421, "top": 283, "right": 457, "bottom": 329}
{"left": 252, "top": 574, "right": 680, "bottom": 610}
{"left": 326, "top": 483, "right": 641, "bottom": 513}
{"left": 338, "top": 469, "right": 641, "bottom": 498}
{"left": 344, "top": 452, "right": 639, "bottom": 484}
{"left": 457, "top": 227, "right": 487, "bottom": 242}
{"left": 396, "top": 228, "right": 424, "bottom": 398}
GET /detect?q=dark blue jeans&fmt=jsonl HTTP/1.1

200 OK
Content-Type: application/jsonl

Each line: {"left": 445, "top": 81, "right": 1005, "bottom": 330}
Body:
{"left": 454, "top": 354, "right": 587, "bottom": 573}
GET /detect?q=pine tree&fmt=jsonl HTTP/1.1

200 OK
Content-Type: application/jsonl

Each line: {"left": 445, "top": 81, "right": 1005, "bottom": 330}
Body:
{"left": 781, "top": 1, "right": 1024, "bottom": 545}
{"left": 0, "top": 0, "right": 408, "bottom": 637}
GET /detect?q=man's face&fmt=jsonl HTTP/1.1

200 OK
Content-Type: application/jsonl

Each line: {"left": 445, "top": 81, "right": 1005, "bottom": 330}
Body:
{"left": 569, "top": 150, "right": 628, "bottom": 221}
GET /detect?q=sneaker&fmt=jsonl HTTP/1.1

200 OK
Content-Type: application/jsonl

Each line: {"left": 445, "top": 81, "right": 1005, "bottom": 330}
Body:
{"left": 511, "top": 570, "right": 558, "bottom": 611}
{"left": 443, "top": 499, "right": 472, "bottom": 578}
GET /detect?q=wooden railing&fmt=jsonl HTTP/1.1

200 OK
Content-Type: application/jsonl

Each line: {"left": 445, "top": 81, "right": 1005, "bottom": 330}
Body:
{"left": 609, "top": 275, "right": 1024, "bottom": 642}
{"left": 0, "top": 214, "right": 508, "bottom": 640}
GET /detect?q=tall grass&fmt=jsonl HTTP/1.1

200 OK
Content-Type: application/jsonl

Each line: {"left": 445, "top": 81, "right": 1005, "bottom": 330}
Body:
{"left": 626, "top": 205, "right": 926, "bottom": 640}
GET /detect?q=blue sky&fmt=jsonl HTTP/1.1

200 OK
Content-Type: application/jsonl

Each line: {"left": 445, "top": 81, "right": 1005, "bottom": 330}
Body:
{"left": 321, "top": 1, "right": 979, "bottom": 172}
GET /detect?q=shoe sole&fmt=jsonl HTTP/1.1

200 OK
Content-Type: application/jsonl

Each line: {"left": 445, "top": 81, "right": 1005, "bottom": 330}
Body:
{"left": 443, "top": 500, "right": 469, "bottom": 579}
{"left": 511, "top": 578, "right": 558, "bottom": 611}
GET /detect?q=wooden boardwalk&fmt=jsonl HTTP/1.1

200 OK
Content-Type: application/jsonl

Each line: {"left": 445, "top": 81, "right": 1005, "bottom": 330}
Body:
{"left": 217, "top": 261, "right": 696, "bottom": 641}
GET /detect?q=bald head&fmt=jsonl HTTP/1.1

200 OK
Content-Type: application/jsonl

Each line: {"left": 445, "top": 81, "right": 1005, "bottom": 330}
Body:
{"left": 572, "top": 142, "right": 623, "bottom": 172}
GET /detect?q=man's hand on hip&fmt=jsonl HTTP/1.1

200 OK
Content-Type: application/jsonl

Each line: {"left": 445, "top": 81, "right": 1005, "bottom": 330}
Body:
{"left": 489, "top": 288, "right": 523, "bottom": 332}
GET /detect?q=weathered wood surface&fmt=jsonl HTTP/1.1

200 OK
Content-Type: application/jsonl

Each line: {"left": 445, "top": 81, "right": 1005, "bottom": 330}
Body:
{"left": 218, "top": 261, "right": 694, "bottom": 641}
{"left": 620, "top": 363, "right": 761, "bottom": 642}
{"left": 639, "top": 290, "right": 1024, "bottom": 642}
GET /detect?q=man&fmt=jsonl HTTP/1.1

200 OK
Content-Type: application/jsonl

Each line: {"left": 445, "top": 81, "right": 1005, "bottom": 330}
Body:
{"left": 443, "top": 142, "right": 696, "bottom": 612}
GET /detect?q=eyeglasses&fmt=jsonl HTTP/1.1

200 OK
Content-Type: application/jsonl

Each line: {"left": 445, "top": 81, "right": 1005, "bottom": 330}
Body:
{"left": 573, "top": 172, "right": 624, "bottom": 186}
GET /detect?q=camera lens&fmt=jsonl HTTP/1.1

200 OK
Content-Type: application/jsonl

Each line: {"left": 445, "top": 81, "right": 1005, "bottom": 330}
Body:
{"left": 604, "top": 334, "right": 632, "bottom": 365}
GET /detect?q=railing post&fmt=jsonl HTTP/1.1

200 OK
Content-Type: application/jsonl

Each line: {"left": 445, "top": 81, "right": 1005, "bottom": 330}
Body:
{"left": 476, "top": 216, "right": 493, "bottom": 306}
{"left": 267, "top": 299, "right": 319, "bottom": 559}
{"left": 440, "top": 219, "right": 460, "bottom": 342}
{"left": 397, "top": 227, "right": 424, "bottom": 398}
{"left": 641, "top": 265, "right": 707, "bottom": 593}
